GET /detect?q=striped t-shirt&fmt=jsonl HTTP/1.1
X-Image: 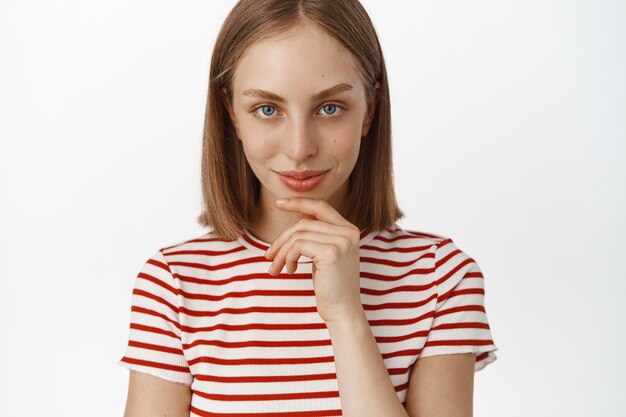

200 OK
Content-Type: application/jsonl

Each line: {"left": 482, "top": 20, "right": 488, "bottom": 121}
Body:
{"left": 118, "top": 225, "right": 498, "bottom": 416}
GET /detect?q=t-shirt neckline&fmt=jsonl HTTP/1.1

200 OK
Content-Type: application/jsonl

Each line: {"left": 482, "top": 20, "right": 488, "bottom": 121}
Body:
{"left": 236, "top": 227, "right": 379, "bottom": 256}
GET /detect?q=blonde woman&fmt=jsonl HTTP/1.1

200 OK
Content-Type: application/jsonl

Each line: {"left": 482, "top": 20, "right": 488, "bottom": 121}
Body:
{"left": 119, "top": 1, "right": 498, "bottom": 416}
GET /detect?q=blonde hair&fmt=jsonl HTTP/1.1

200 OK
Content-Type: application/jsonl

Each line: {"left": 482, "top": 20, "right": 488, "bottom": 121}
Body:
{"left": 197, "top": 0, "right": 405, "bottom": 240}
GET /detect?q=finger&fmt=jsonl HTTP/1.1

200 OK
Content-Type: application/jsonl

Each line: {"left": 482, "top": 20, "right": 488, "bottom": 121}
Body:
{"left": 276, "top": 198, "right": 354, "bottom": 229}
{"left": 283, "top": 239, "right": 333, "bottom": 275}
{"left": 268, "top": 231, "right": 340, "bottom": 275}
{"left": 283, "top": 238, "right": 333, "bottom": 275}
{"left": 290, "top": 239, "right": 331, "bottom": 261}
{"left": 266, "top": 219, "right": 357, "bottom": 259}
{"left": 284, "top": 243, "right": 304, "bottom": 275}
{"left": 266, "top": 219, "right": 340, "bottom": 259}
{"left": 269, "top": 231, "right": 334, "bottom": 275}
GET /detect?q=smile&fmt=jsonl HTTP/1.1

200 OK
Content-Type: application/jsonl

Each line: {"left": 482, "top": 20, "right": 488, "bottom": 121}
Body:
{"left": 277, "top": 170, "right": 329, "bottom": 192}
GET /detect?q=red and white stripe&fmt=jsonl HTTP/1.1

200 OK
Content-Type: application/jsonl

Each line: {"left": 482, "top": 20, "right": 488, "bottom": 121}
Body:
{"left": 119, "top": 226, "right": 498, "bottom": 416}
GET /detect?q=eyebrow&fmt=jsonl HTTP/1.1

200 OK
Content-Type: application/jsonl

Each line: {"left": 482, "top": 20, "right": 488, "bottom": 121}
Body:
{"left": 241, "top": 83, "right": 354, "bottom": 103}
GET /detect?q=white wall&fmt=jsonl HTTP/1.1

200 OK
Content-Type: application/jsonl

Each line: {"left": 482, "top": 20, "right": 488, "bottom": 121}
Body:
{"left": 0, "top": 1, "right": 624, "bottom": 415}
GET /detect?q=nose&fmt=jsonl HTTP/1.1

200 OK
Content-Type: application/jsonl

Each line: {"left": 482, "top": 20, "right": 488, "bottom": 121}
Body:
{"left": 283, "top": 115, "right": 318, "bottom": 161}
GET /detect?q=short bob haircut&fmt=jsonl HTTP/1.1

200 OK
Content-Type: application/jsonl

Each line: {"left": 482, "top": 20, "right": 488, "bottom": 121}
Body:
{"left": 196, "top": 0, "right": 405, "bottom": 240}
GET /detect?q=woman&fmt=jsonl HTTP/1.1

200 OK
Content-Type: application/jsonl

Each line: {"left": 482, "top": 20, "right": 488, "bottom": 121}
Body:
{"left": 119, "top": 1, "right": 498, "bottom": 416}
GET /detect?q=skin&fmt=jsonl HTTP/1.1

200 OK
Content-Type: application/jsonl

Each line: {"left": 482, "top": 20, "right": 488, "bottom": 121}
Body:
{"left": 123, "top": 19, "right": 476, "bottom": 417}
{"left": 222, "top": 20, "right": 380, "bottom": 246}
{"left": 123, "top": 371, "right": 191, "bottom": 417}
{"left": 264, "top": 197, "right": 366, "bottom": 324}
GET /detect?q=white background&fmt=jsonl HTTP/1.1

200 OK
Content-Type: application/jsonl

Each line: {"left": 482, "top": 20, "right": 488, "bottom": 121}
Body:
{"left": 1, "top": 0, "right": 624, "bottom": 416}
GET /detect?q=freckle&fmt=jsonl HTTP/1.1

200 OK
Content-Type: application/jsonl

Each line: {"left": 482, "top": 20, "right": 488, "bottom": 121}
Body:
{"left": 333, "top": 138, "right": 336, "bottom": 143}
{"left": 321, "top": 74, "right": 325, "bottom": 78}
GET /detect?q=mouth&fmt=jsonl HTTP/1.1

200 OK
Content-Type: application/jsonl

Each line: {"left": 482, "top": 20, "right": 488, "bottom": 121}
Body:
{"left": 275, "top": 170, "right": 330, "bottom": 192}
{"left": 275, "top": 169, "right": 330, "bottom": 179}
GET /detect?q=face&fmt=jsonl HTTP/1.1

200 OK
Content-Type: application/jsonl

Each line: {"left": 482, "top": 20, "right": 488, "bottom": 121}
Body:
{"left": 222, "top": 22, "right": 379, "bottom": 212}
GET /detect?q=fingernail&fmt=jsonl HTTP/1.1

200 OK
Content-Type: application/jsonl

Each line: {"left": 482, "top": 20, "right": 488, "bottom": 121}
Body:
{"left": 276, "top": 198, "right": 288, "bottom": 205}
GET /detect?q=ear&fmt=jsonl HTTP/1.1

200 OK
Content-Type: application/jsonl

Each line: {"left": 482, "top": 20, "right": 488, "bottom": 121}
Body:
{"left": 220, "top": 87, "right": 241, "bottom": 137}
{"left": 361, "top": 81, "right": 381, "bottom": 138}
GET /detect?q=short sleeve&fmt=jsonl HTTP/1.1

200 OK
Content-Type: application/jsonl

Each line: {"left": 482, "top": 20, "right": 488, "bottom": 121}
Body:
{"left": 118, "top": 249, "right": 193, "bottom": 386}
{"left": 419, "top": 238, "right": 498, "bottom": 372}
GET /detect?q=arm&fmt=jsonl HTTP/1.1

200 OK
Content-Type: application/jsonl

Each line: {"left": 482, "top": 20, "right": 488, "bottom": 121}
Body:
{"left": 327, "top": 311, "right": 476, "bottom": 417}
{"left": 122, "top": 370, "right": 192, "bottom": 417}
{"left": 326, "top": 311, "right": 409, "bottom": 417}
{"left": 404, "top": 353, "right": 476, "bottom": 417}
{"left": 119, "top": 249, "right": 195, "bottom": 416}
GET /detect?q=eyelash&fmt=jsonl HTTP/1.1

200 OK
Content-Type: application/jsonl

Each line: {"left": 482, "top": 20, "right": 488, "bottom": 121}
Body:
{"left": 251, "top": 102, "right": 346, "bottom": 121}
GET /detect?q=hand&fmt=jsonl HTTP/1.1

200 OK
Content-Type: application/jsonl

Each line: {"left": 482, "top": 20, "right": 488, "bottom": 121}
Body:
{"left": 264, "top": 197, "right": 366, "bottom": 325}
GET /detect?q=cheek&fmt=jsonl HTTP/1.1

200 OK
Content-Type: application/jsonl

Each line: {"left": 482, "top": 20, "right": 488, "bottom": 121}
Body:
{"left": 326, "top": 121, "right": 362, "bottom": 153}
{"left": 238, "top": 134, "right": 272, "bottom": 182}
{"left": 236, "top": 120, "right": 274, "bottom": 158}
{"left": 239, "top": 135, "right": 270, "bottom": 163}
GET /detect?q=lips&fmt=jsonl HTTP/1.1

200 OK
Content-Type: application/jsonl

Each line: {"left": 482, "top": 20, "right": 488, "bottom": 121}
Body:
{"left": 276, "top": 170, "right": 329, "bottom": 192}
{"left": 276, "top": 169, "right": 329, "bottom": 179}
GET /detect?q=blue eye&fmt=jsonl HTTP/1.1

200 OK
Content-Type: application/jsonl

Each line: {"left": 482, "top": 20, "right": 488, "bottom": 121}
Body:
{"left": 260, "top": 105, "right": 276, "bottom": 117}
{"left": 252, "top": 103, "right": 344, "bottom": 120}
{"left": 321, "top": 104, "right": 337, "bottom": 115}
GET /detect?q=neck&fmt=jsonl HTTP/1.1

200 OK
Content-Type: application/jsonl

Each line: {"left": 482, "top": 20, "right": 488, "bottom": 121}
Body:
{"left": 248, "top": 179, "right": 351, "bottom": 245}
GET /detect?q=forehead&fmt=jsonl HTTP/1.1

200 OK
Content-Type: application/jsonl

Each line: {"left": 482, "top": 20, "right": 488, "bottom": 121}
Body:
{"left": 231, "top": 23, "right": 362, "bottom": 95}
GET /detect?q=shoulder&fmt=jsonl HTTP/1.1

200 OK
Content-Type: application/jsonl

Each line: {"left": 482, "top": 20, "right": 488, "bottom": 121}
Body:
{"left": 157, "top": 229, "right": 232, "bottom": 256}
{"left": 364, "top": 226, "right": 456, "bottom": 269}
{"left": 387, "top": 226, "right": 472, "bottom": 262}
{"left": 378, "top": 226, "right": 452, "bottom": 250}
{"left": 378, "top": 227, "right": 479, "bottom": 276}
